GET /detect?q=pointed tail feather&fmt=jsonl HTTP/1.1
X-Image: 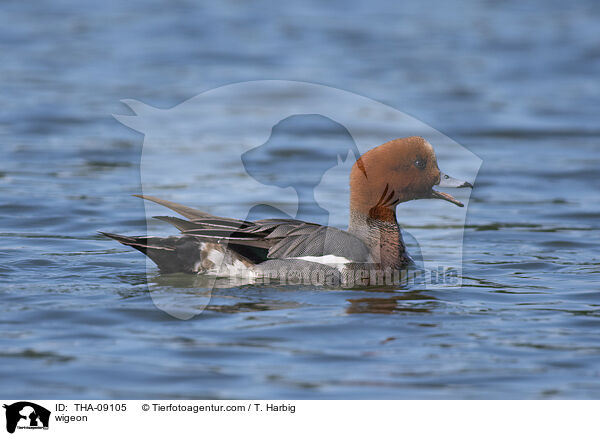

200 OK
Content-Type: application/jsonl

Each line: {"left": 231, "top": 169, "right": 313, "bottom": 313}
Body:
{"left": 99, "top": 232, "right": 199, "bottom": 273}
{"left": 99, "top": 232, "right": 175, "bottom": 251}
{"left": 152, "top": 216, "right": 203, "bottom": 232}
{"left": 134, "top": 194, "right": 254, "bottom": 228}
{"left": 133, "top": 194, "right": 219, "bottom": 221}
{"left": 152, "top": 215, "right": 253, "bottom": 232}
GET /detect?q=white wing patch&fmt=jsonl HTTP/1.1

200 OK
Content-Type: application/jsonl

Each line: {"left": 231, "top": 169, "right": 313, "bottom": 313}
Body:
{"left": 292, "top": 255, "right": 351, "bottom": 272}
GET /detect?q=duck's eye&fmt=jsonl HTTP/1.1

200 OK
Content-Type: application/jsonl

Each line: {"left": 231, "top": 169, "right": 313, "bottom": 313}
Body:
{"left": 414, "top": 159, "right": 427, "bottom": 170}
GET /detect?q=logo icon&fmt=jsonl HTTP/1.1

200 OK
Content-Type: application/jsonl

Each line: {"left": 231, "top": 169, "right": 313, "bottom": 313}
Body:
{"left": 115, "top": 80, "right": 481, "bottom": 319}
{"left": 3, "top": 402, "right": 50, "bottom": 434}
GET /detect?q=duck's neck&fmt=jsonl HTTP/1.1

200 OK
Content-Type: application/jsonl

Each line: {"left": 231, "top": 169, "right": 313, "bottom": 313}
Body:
{"left": 348, "top": 206, "right": 410, "bottom": 269}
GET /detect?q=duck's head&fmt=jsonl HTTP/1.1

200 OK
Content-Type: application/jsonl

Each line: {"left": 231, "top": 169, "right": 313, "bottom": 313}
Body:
{"left": 350, "top": 136, "right": 473, "bottom": 220}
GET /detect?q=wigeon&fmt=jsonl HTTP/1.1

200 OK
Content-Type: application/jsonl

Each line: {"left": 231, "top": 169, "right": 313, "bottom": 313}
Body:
{"left": 102, "top": 136, "right": 472, "bottom": 281}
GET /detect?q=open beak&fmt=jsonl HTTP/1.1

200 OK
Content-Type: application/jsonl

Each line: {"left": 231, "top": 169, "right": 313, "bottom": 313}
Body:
{"left": 431, "top": 172, "right": 473, "bottom": 207}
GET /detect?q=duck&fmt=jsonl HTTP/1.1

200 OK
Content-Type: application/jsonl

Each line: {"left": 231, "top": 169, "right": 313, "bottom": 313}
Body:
{"left": 102, "top": 136, "right": 472, "bottom": 285}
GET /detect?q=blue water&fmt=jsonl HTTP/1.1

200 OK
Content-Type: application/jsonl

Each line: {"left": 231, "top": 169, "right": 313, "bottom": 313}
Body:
{"left": 1, "top": 0, "right": 600, "bottom": 399}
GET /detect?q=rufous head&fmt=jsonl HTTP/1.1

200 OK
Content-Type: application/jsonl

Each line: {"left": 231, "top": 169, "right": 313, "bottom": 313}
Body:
{"left": 350, "top": 136, "right": 472, "bottom": 221}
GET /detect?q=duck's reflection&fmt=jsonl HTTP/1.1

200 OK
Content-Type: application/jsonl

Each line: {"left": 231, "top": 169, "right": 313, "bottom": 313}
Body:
{"left": 143, "top": 273, "right": 438, "bottom": 316}
{"left": 345, "top": 290, "right": 437, "bottom": 314}
{"left": 147, "top": 273, "right": 304, "bottom": 315}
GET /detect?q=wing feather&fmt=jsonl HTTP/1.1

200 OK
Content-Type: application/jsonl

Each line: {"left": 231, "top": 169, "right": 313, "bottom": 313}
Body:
{"left": 137, "top": 196, "right": 370, "bottom": 263}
